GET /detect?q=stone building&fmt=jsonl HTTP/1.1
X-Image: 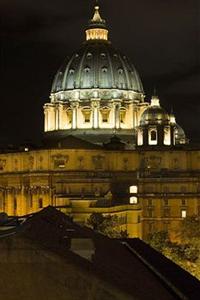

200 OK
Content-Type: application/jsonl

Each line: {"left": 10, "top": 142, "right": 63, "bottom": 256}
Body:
{"left": 0, "top": 5, "right": 199, "bottom": 239}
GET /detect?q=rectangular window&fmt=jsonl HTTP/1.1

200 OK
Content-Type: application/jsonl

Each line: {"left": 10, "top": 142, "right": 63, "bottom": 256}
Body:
{"left": 101, "top": 110, "right": 110, "bottom": 123}
{"left": 181, "top": 199, "right": 186, "bottom": 206}
{"left": 129, "top": 185, "right": 138, "bottom": 194}
{"left": 39, "top": 198, "right": 43, "bottom": 209}
{"left": 181, "top": 209, "right": 187, "bottom": 218}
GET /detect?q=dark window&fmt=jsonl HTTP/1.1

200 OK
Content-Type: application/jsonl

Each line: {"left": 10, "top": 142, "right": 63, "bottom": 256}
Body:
{"left": 151, "top": 130, "right": 157, "bottom": 141}
{"left": 14, "top": 198, "right": 17, "bottom": 211}
{"left": 182, "top": 199, "right": 186, "bottom": 206}
{"left": 163, "top": 208, "right": 170, "bottom": 217}
{"left": 39, "top": 198, "right": 43, "bottom": 208}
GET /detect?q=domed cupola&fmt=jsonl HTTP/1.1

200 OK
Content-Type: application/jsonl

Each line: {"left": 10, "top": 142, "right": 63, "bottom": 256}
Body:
{"left": 137, "top": 95, "right": 175, "bottom": 147}
{"left": 140, "top": 96, "right": 170, "bottom": 126}
{"left": 169, "top": 113, "right": 188, "bottom": 145}
{"left": 50, "top": 5, "right": 143, "bottom": 97}
{"left": 44, "top": 5, "right": 147, "bottom": 146}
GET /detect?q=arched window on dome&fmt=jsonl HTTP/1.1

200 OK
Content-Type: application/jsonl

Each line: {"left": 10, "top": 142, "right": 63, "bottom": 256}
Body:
{"left": 118, "top": 68, "right": 125, "bottom": 89}
{"left": 149, "top": 128, "right": 157, "bottom": 145}
{"left": 82, "top": 66, "right": 91, "bottom": 88}
{"left": 100, "top": 53, "right": 106, "bottom": 59}
{"left": 87, "top": 52, "right": 93, "bottom": 59}
{"left": 67, "top": 69, "right": 75, "bottom": 89}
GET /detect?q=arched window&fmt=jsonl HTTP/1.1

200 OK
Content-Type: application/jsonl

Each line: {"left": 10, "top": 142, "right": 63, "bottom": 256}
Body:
{"left": 149, "top": 129, "right": 157, "bottom": 145}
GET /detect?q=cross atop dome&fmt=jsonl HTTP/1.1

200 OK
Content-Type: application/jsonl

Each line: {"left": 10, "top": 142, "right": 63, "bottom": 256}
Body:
{"left": 91, "top": 5, "right": 105, "bottom": 25}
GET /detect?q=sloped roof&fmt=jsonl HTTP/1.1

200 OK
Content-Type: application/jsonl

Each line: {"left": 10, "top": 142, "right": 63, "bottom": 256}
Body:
{"left": 1, "top": 206, "right": 200, "bottom": 300}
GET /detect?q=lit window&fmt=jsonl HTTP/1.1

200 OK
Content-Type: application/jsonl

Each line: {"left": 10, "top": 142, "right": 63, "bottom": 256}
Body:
{"left": 181, "top": 210, "right": 186, "bottom": 218}
{"left": 82, "top": 108, "right": 91, "bottom": 123}
{"left": 84, "top": 113, "right": 90, "bottom": 123}
{"left": 130, "top": 196, "right": 138, "bottom": 204}
{"left": 149, "top": 129, "right": 157, "bottom": 145}
{"left": 101, "top": 108, "right": 110, "bottom": 123}
{"left": 129, "top": 185, "right": 138, "bottom": 194}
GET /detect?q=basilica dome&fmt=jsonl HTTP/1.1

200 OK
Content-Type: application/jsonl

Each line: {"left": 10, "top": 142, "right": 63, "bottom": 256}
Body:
{"left": 51, "top": 42, "right": 143, "bottom": 93}
{"left": 44, "top": 5, "right": 147, "bottom": 146}
{"left": 51, "top": 6, "right": 143, "bottom": 95}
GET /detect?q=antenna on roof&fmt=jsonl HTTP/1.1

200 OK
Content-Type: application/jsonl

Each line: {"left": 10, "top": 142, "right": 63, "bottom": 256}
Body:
{"left": 153, "top": 86, "right": 157, "bottom": 96}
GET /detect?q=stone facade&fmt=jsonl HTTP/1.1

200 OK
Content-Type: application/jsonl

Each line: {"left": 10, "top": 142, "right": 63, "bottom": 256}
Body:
{"left": 0, "top": 148, "right": 200, "bottom": 239}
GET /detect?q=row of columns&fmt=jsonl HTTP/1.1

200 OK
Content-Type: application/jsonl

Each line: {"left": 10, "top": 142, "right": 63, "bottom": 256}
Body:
{"left": 0, "top": 190, "right": 52, "bottom": 216}
{"left": 44, "top": 99, "right": 140, "bottom": 132}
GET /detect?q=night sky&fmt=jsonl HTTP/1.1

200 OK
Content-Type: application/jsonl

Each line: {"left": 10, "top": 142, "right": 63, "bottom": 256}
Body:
{"left": 1, "top": 0, "right": 200, "bottom": 145}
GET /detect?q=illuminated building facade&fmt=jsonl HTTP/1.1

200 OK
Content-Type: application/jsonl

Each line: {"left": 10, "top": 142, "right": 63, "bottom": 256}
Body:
{"left": 0, "top": 6, "right": 199, "bottom": 239}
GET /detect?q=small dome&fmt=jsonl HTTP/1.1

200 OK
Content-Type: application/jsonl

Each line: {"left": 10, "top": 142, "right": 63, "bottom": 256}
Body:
{"left": 140, "top": 96, "right": 169, "bottom": 125}
{"left": 174, "top": 123, "right": 186, "bottom": 144}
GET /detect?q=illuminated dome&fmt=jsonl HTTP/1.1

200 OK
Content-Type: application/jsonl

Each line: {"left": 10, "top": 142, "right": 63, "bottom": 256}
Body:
{"left": 140, "top": 96, "right": 170, "bottom": 126}
{"left": 51, "top": 6, "right": 143, "bottom": 98}
{"left": 51, "top": 43, "right": 143, "bottom": 93}
{"left": 44, "top": 5, "right": 147, "bottom": 146}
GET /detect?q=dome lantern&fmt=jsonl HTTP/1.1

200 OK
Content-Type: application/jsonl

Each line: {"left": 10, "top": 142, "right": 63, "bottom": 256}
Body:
{"left": 85, "top": 6, "right": 109, "bottom": 41}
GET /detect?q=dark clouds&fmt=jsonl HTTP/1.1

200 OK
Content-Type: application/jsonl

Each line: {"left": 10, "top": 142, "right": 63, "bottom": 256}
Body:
{"left": 1, "top": 0, "right": 200, "bottom": 144}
